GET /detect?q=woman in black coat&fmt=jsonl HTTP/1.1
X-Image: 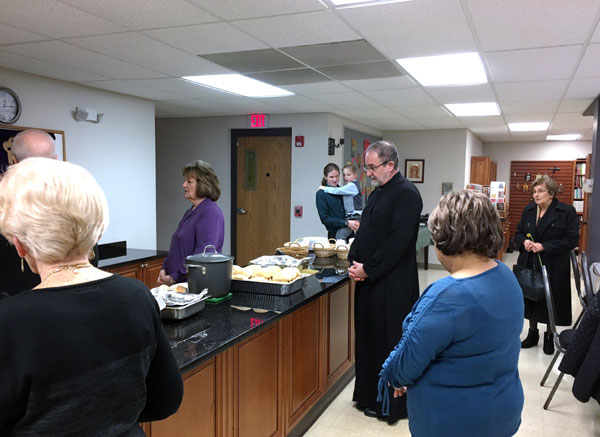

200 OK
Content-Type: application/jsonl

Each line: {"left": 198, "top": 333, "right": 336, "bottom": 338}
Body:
{"left": 514, "top": 176, "right": 579, "bottom": 354}
{"left": 316, "top": 163, "right": 347, "bottom": 239}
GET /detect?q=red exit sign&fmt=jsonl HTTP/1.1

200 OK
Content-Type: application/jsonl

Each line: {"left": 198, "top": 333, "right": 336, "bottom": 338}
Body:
{"left": 249, "top": 114, "right": 269, "bottom": 128}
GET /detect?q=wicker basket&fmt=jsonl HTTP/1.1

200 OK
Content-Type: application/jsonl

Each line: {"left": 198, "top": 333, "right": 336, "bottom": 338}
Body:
{"left": 313, "top": 242, "right": 336, "bottom": 258}
{"left": 277, "top": 242, "right": 309, "bottom": 258}
{"left": 336, "top": 245, "right": 350, "bottom": 260}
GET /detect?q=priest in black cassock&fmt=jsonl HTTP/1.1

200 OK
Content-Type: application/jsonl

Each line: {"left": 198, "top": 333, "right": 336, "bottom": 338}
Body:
{"left": 348, "top": 140, "right": 422, "bottom": 424}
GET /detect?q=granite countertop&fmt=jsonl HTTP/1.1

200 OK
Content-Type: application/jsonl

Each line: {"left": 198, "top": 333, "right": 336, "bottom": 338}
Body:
{"left": 165, "top": 269, "right": 349, "bottom": 373}
{"left": 98, "top": 248, "right": 168, "bottom": 269}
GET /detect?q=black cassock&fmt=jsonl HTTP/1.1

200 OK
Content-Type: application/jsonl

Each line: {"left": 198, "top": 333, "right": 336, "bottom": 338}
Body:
{"left": 349, "top": 172, "right": 422, "bottom": 421}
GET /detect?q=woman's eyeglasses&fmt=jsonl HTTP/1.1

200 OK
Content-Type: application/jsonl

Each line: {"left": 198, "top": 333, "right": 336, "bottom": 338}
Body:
{"left": 532, "top": 189, "right": 548, "bottom": 194}
{"left": 364, "top": 161, "right": 389, "bottom": 172}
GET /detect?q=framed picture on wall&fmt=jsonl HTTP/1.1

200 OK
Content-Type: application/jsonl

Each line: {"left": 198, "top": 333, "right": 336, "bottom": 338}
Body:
{"left": 1, "top": 125, "right": 66, "bottom": 174}
{"left": 405, "top": 159, "right": 424, "bottom": 183}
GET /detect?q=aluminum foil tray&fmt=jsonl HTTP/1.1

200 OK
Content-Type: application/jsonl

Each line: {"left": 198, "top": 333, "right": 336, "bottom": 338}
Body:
{"left": 161, "top": 299, "right": 206, "bottom": 320}
{"left": 230, "top": 276, "right": 306, "bottom": 296}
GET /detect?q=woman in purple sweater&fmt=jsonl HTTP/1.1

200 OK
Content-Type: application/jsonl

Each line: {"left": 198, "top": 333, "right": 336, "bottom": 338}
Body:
{"left": 158, "top": 160, "right": 225, "bottom": 286}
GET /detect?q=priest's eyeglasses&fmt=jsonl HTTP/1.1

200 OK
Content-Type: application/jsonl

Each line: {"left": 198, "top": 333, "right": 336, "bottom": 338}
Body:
{"left": 364, "top": 160, "right": 389, "bottom": 173}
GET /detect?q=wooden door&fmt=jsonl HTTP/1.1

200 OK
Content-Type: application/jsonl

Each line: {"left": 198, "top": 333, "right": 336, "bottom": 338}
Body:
{"left": 236, "top": 136, "right": 291, "bottom": 266}
{"left": 143, "top": 257, "right": 165, "bottom": 289}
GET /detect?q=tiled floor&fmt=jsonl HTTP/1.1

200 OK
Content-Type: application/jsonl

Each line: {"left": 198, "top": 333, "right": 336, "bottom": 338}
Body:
{"left": 305, "top": 253, "right": 600, "bottom": 436}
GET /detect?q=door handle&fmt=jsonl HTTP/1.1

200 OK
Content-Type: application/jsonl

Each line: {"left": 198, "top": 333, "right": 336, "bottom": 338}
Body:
{"left": 237, "top": 208, "right": 247, "bottom": 215}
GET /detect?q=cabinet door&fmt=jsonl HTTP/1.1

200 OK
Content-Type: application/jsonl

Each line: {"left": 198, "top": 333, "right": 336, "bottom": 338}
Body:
{"left": 106, "top": 263, "right": 141, "bottom": 281}
{"left": 325, "top": 282, "right": 352, "bottom": 388}
{"left": 235, "top": 324, "right": 283, "bottom": 437}
{"left": 284, "top": 299, "right": 323, "bottom": 429}
{"left": 143, "top": 257, "right": 165, "bottom": 289}
{"left": 150, "top": 359, "right": 216, "bottom": 437}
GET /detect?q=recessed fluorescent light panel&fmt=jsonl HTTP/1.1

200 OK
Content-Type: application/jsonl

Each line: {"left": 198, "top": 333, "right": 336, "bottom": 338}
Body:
{"left": 508, "top": 122, "right": 550, "bottom": 132}
{"left": 396, "top": 52, "right": 488, "bottom": 87}
{"left": 546, "top": 134, "right": 582, "bottom": 141}
{"left": 444, "top": 102, "right": 500, "bottom": 117}
{"left": 331, "top": 0, "right": 412, "bottom": 8}
{"left": 182, "top": 74, "right": 294, "bottom": 98}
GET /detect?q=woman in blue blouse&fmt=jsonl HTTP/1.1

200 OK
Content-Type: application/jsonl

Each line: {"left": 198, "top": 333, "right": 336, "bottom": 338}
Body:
{"left": 378, "top": 190, "right": 524, "bottom": 437}
{"left": 158, "top": 160, "right": 225, "bottom": 286}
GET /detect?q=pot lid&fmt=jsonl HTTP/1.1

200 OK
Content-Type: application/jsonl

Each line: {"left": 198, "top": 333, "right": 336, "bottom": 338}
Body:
{"left": 186, "top": 245, "right": 234, "bottom": 263}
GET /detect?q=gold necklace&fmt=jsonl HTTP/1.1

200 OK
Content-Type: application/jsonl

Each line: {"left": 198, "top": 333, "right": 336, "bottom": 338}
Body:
{"left": 42, "top": 263, "right": 92, "bottom": 282}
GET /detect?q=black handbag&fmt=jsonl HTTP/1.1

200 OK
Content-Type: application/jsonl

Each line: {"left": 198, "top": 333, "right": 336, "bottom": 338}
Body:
{"left": 513, "top": 252, "right": 545, "bottom": 302}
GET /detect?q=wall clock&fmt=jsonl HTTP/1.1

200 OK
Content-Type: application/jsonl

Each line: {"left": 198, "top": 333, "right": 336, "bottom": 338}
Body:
{"left": 0, "top": 87, "right": 21, "bottom": 125}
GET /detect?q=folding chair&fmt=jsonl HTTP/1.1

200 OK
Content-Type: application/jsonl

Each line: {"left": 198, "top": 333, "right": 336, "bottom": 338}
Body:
{"left": 540, "top": 265, "right": 577, "bottom": 410}
{"left": 581, "top": 252, "right": 594, "bottom": 299}
{"left": 570, "top": 250, "right": 587, "bottom": 329}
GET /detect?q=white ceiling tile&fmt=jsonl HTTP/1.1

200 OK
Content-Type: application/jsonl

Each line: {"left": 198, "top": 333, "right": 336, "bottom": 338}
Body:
{"left": 307, "top": 91, "right": 381, "bottom": 109}
{"left": 127, "top": 78, "right": 233, "bottom": 99}
{"left": 0, "top": 50, "right": 108, "bottom": 81}
{"left": 339, "top": 0, "right": 475, "bottom": 58}
{"left": 495, "top": 80, "right": 568, "bottom": 101}
{"left": 0, "top": 23, "right": 47, "bottom": 45}
{"left": 558, "top": 99, "right": 594, "bottom": 113}
{"left": 264, "top": 95, "right": 334, "bottom": 112}
{"left": 80, "top": 80, "right": 182, "bottom": 100}
{"left": 191, "top": 0, "right": 326, "bottom": 20}
{"left": 475, "top": 132, "right": 513, "bottom": 142}
{"left": 410, "top": 117, "right": 464, "bottom": 128}
{"left": 575, "top": 43, "right": 600, "bottom": 78}
{"left": 233, "top": 11, "right": 359, "bottom": 47}
{"left": 425, "top": 84, "right": 495, "bottom": 104}
{"left": 1, "top": 41, "right": 167, "bottom": 79}
{"left": 377, "top": 118, "right": 425, "bottom": 130}
{"left": 459, "top": 115, "right": 506, "bottom": 127}
{"left": 546, "top": 128, "right": 588, "bottom": 136}
{"left": 339, "top": 76, "right": 417, "bottom": 91}
{"left": 582, "top": 129, "right": 593, "bottom": 140}
{"left": 485, "top": 46, "right": 582, "bottom": 82}
{"left": 565, "top": 78, "right": 600, "bottom": 99}
{"left": 467, "top": 0, "right": 598, "bottom": 51}
{"left": 60, "top": 0, "right": 216, "bottom": 30}
{"left": 469, "top": 125, "right": 510, "bottom": 135}
{"left": 280, "top": 82, "right": 351, "bottom": 94}
{"left": 395, "top": 106, "right": 452, "bottom": 118}
{"left": 550, "top": 113, "right": 594, "bottom": 130}
{"left": 143, "top": 23, "right": 268, "bottom": 56}
{"left": 363, "top": 88, "right": 437, "bottom": 107}
{"left": 66, "top": 33, "right": 228, "bottom": 77}
{"left": 346, "top": 107, "right": 403, "bottom": 119}
{"left": 510, "top": 132, "right": 548, "bottom": 141}
{"left": 0, "top": 0, "right": 125, "bottom": 38}
{"left": 504, "top": 114, "right": 553, "bottom": 123}
{"left": 590, "top": 22, "right": 600, "bottom": 43}
{"left": 499, "top": 100, "right": 559, "bottom": 115}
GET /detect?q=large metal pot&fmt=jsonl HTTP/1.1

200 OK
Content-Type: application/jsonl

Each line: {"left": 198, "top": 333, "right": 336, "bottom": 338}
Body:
{"left": 185, "top": 245, "right": 233, "bottom": 297}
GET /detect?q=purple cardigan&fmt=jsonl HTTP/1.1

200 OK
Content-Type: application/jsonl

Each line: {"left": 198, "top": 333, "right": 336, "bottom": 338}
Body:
{"left": 162, "top": 199, "right": 225, "bottom": 282}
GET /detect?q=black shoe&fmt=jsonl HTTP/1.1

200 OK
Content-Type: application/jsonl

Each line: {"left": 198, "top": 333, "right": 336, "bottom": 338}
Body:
{"left": 354, "top": 403, "right": 365, "bottom": 412}
{"left": 363, "top": 408, "right": 381, "bottom": 418}
{"left": 543, "top": 332, "right": 555, "bottom": 355}
{"left": 521, "top": 328, "right": 539, "bottom": 349}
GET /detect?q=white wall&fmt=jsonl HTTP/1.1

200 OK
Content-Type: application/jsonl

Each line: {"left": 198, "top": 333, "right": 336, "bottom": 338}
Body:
{"left": 0, "top": 67, "right": 157, "bottom": 249}
{"left": 383, "top": 129, "right": 470, "bottom": 266}
{"left": 155, "top": 113, "right": 346, "bottom": 253}
{"left": 482, "top": 140, "right": 592, "bottom": 200}
{"left": 465, "top": 130, "right": 483, "bottom": 187}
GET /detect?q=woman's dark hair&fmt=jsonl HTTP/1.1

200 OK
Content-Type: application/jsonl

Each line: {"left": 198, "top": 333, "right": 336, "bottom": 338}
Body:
{"left": 428, "top": 190, "right": 503, "bottom": 258}
{"left": 322, "top": 163, "right": 340, "bottom": 186}
{"left": 182, "top": 160, "right": 221, "bottom": 201}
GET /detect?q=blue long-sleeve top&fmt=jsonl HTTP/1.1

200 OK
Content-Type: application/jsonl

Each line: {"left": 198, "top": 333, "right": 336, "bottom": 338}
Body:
{"left": 162, "top": 199, "right": 225, "bottom": 282}
{"left": 378, "top": 261, "right": 524, "bottom": 437}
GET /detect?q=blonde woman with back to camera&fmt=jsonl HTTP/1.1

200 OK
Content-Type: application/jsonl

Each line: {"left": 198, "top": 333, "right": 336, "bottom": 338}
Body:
{"left": 0, "top": 158, "right": 183, "bottom": 435}
{"left": 378, "top": 190, "right": 524, "bottom": 436}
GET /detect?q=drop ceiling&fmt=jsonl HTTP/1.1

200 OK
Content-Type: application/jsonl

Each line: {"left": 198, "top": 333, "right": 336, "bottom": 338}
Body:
{"left": 1, "top": 0, "right": 599, "bottom": 142}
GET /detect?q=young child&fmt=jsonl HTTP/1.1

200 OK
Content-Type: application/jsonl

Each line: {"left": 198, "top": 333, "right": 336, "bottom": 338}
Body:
{"left": 320, "top": 165, "right": 363, "bottom": 240}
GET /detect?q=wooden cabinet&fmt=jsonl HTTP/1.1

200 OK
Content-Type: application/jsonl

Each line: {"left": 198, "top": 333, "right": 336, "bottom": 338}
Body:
{"left": 143, "top": 281, "right": 354, "bottom": 437}
{"left": 470, "top": 156, "right": 497, "bottom": 186}
{"left": 149, "top": 359, "right": 216, "bottom": 437}
{"left": 104, "top": 256, "right": 165, "bottom": 289}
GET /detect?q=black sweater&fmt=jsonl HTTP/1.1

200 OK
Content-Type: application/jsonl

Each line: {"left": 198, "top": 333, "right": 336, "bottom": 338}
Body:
{"left": 0, "top": 274, "right": 183, "bottom": 435}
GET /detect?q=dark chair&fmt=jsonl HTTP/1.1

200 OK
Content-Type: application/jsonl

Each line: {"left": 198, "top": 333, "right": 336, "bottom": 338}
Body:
{"left": 540, "top": 265, "right": 577, "bottom": 410}
{"left": 570, "top": 250, "right": 587, "bottom": 329}
{"left": 581, "top": 252, "right": 594, "bottom": 299}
